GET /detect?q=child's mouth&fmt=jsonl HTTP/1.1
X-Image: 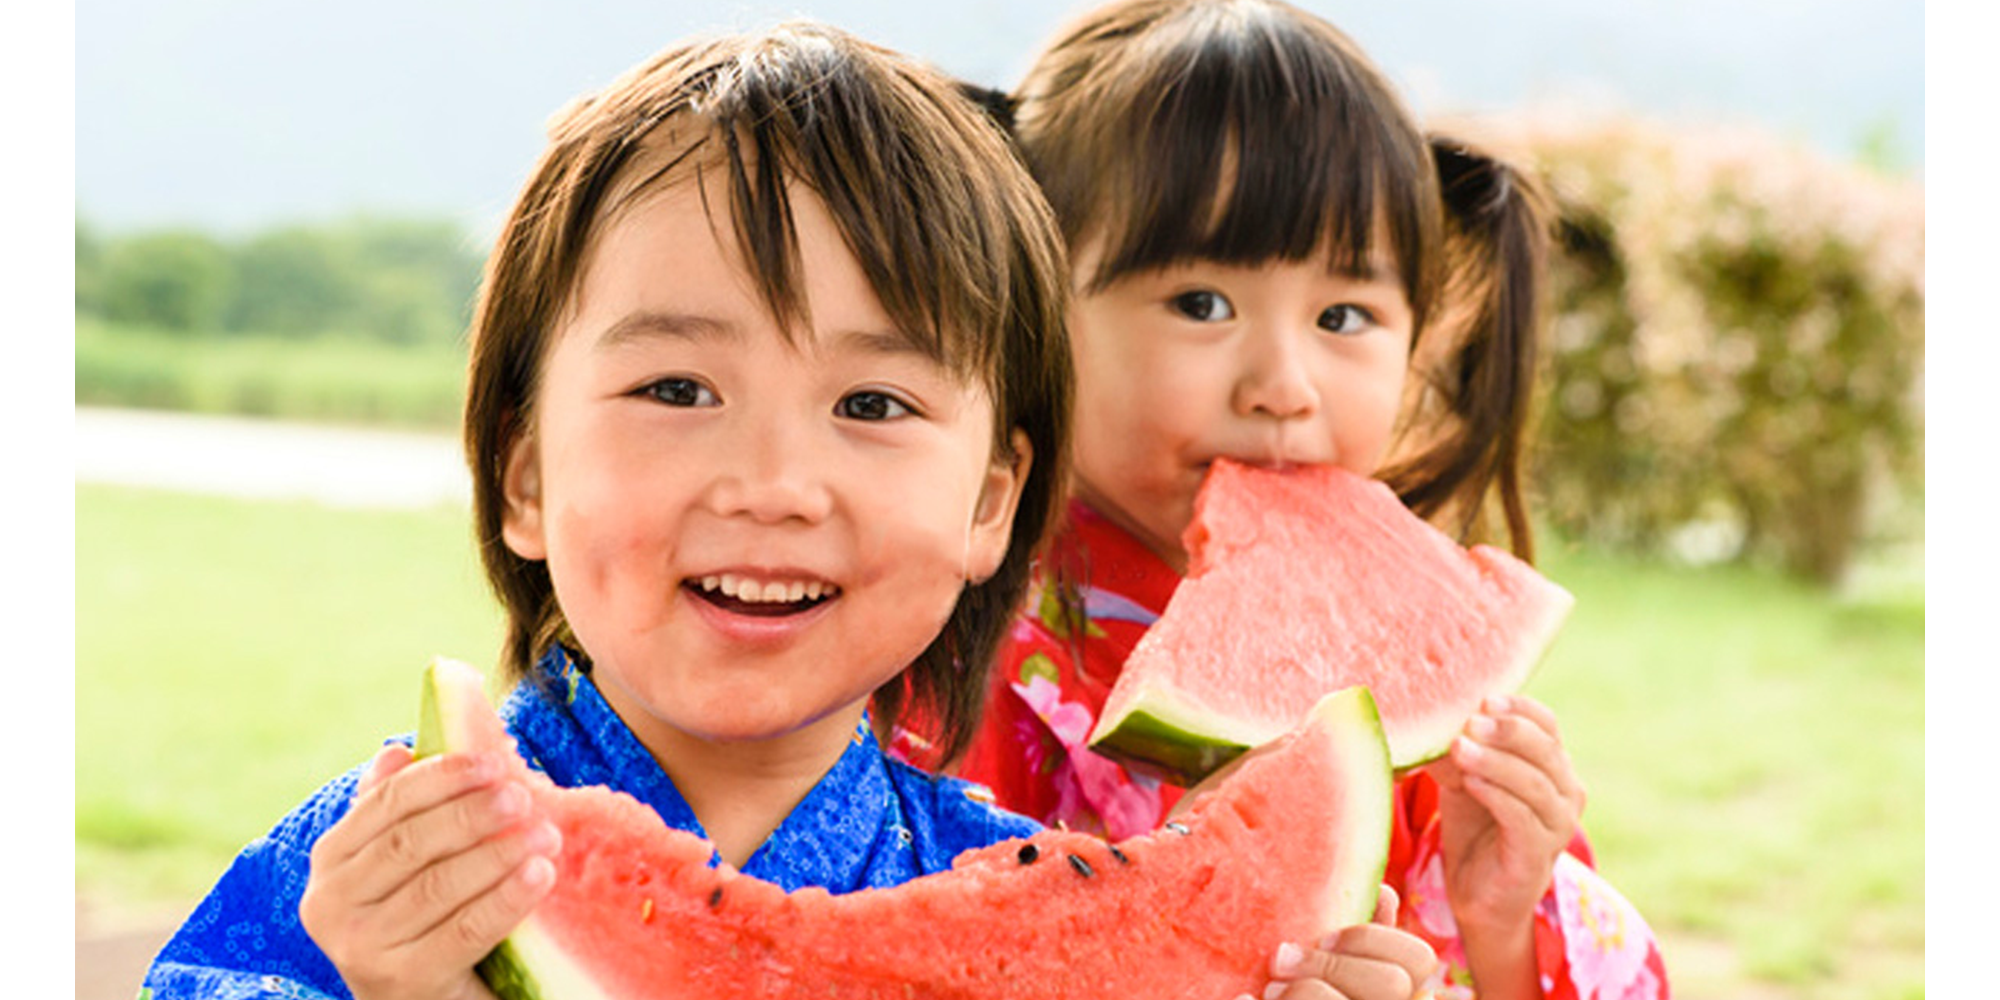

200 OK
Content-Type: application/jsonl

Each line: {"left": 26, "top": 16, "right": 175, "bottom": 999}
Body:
{"left": 686, "top": 574, "right": 839, "bottom": 618}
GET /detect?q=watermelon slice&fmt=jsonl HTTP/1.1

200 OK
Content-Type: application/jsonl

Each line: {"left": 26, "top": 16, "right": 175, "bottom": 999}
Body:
{"left": 1088, "top": 460, "right": 1574, "bottom": 781}
{"left": 417, "top": 656, "right": 1392, "bottom": 999}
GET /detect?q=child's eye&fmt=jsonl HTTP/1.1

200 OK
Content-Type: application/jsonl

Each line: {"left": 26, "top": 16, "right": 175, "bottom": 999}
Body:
{"left": 836, "top": 390, "right": 913, "bottom": 421}
{"left": 642, "top": 377, "right": 720, "bottom": 407}
{"left": 1318, "top": 304, "right": 1376, "bottom": 335}
{"left": 1170, "top": 290, "right": 1235, "bottom": 322}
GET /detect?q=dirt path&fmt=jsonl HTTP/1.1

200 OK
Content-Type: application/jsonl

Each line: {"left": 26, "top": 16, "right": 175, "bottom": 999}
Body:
{"left": 75, "top": 406, "right": 468, "bottom": 509}
{"left": 76, "top": 900, "right": 194, "bottom": 1000}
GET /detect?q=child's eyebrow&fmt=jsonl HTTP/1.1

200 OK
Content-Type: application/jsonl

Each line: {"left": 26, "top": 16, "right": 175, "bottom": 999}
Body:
{"left": 595, "top": 311, "right": 738, "bottom": 351}
{"left": 596, "top": 312, "right": 941, "bottom": 365}
{"left": 827, "top": 328, "right": 935, "bottom": 360}
{"left": 1327, "top": 256, "right": 1401, "bottom": 284}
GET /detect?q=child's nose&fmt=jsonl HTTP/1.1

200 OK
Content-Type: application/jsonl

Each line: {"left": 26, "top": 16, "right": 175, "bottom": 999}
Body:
{"left": 1231, "top": 325, "right": 1320, "bottom": 420}
{"left": 706, "top": 418, "right": 836, "bottom": 524}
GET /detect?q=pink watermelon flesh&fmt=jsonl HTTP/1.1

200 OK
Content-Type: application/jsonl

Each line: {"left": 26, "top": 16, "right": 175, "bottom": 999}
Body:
{"left": 1088, "top": 459, "right": 1575, "bottom": 781}
{"left": 416, "top": 657, "right": 1393, "bottom": 1000}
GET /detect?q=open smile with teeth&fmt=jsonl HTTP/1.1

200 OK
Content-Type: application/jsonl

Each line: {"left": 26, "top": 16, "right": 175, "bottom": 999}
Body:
{"left": 689, "top": 573, "right": 840, "bottom": 617}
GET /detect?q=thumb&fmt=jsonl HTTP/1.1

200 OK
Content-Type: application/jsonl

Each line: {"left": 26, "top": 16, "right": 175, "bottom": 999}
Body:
{"left": 1373, "top": 883, "right": 1400, "bottom": 925}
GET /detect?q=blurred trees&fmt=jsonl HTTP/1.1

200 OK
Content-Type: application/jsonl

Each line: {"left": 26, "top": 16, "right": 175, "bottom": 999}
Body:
{"left": 75, "top": 215, "right": 483, "bottom": 345}
{"left": 1488, "top": 115, "right": 1924, "bottom": 584}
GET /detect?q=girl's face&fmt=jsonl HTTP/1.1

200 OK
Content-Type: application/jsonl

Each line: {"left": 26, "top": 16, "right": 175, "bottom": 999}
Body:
{"left": 1066, "top": 240, "right": 1414, "bottom": 572}
{"left": 500, "top": 179, "right": 1029, "bottom": 759}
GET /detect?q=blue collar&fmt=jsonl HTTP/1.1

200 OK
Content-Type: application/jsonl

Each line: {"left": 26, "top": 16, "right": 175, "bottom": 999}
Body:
{"left": 499, "top": 645, "right": 901, "bottom": 893}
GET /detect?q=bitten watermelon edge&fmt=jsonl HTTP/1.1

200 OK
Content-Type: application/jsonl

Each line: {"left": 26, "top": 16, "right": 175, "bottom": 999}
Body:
{"left": 1089, "top": 459, "right": 1576, "bottom": 782}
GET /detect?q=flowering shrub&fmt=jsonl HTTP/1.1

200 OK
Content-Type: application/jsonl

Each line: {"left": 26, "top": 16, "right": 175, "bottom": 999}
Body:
{"left": 1495, "top": 114, "right": 1923, "bottom": 582}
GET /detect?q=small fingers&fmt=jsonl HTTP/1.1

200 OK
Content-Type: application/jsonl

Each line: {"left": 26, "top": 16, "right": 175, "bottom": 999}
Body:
{"left": 391, "top": 816, "right": 562, "bottom": 938}
{"left": 1450, "top": 735, "right": 1568, "bottom": 844}
{"left": 413, "top": 848, "right": 559, "bottom": 964}
{"left": 1458, "top": 707, "right": 1585, "bottom": 830}
{"left": 342, "top": 779, "right": 547, "bottom": 907}
{"left": 1463, "top": 707, "right": 1565, "bottom": 780}
{"left": 1248, "top": 980, "right": 1345, "bottom": 1000}
{"left": 1488, "top": 694, "right": 1562, "bottom": 741}
{"left": 317, "top": 752, "right": 513, "bottom": 870}
{"left": 1271, "top": 928, "right": 1432, "bottom": 1000}
{"left": 309, "top": 852, "right": 552, "bottom": 999}
{"left": 1472, "top": 697, "right": 1586, "bottom": 809}
{"left": 1322, "top": 924, "right": 1440, "bottom": 994}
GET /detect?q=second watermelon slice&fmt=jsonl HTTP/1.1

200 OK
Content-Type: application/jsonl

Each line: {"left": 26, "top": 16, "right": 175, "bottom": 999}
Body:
{"left": 1088, "top": 459, "right": 1575, "bottom": 781}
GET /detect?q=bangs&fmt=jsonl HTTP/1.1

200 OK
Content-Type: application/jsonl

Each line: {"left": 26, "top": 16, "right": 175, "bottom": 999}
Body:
{"left": 588, "top": 27, "right": 1016, "bottom": 382}
{"left": 1025, "top": 0, "right": 1441, "bottom": 318}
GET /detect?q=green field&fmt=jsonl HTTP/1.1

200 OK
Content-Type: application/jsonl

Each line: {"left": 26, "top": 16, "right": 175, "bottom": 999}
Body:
{"left": 74, "top": 485, "right": 1923, "bottom": 999}
{"left": 76, "top": 486, "right": 503, "bottom": 912}
{"left": 76, "top": 318, "right": 468, "bottom": 430}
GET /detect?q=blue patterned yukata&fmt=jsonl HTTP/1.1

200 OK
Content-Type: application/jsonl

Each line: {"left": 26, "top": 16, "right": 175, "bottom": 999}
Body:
{"left": 142, "top": 645, "right": 1039, "bottom": 999}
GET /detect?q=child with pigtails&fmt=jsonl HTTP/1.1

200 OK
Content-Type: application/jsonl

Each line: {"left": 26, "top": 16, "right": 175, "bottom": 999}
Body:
{"left": 932, "top": 2, "right": 1672, "bottom": 997}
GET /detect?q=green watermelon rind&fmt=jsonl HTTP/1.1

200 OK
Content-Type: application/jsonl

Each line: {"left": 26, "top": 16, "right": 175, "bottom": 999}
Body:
{"left": 479, "top": 923, "right": 621, "bottom": 1000}
{"left": 1303, "top": 686, "right": 1394, "bottom": 928}
{"left": 414, "top": 658, "right": 452, "bottom": 758}
{"left": 416, "top": 659, "right": 619, "bottom": 1000}
{"left": 1087, "top": 692, "right": 1271, "bottom": 787}
{"left": 478, "top": 939, "right": 545, "bottom": 1000}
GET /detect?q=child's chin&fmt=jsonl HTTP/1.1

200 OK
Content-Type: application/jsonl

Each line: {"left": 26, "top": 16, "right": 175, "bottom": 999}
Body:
{"left": 678, "top": 703, "right": 838, "bottom": 745}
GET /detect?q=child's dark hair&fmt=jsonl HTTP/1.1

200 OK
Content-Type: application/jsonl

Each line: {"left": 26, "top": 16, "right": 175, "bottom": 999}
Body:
{"left": 1385, "top": 134, "right": 1551, "bottom": 560}
{"left": 1012, "top": 0, "right": 1548, "bottom": 557}
{"left": 463, "top": 21, "right": 1074, "bottom": 762}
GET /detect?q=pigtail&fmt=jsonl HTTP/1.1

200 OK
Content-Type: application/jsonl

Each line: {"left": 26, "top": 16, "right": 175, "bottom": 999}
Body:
{"left": 1384, "top": 134, "right": 1552, "bottom": 562}
{"left": 955, "top": 81, "right": 1021, "bottom": 135}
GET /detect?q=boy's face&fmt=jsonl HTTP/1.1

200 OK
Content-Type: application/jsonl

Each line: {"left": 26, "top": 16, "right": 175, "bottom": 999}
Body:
{"left": 499, "top": 178, "right": 1029, "bottom": 759}
{"left": 1064, "top": 241, "right": 1414, "bottom": 573}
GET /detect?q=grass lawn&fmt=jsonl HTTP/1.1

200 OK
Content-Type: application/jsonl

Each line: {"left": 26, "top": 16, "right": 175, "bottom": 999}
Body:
{"left": 75, "top": 318, "right": 468, "bottom": 430}
{"left": 1524, "top": 538, "right": 1923, "bottom": 1000}
{"left": 74, "top": 485, "right": 1922, "bottom": 999}
{"left": 76, "top": 486, "right": 503, "bottom": 916}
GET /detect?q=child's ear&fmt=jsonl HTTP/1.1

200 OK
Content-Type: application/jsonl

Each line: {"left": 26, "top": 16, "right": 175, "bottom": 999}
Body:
{"left": 965, "top": 429, "right": 1033, "bottom": 584}
{"left": 500, "top": 425, "right": 547, "bottom": 561}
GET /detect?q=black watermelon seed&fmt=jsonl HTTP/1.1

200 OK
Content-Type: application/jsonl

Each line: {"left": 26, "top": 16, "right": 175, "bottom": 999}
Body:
{"left": 707, "top": 886, "right": 724, "bottom": 909}
{"left": 1017, "top": 843, "right": 1040, "bottom": 864}
{"left": 1066, "top": 853, "right": 1095, "bottom": 878}
{"left": 1164, "top": 821, "right": 1191, "bottom": 836}
{"left": 1107, "top": 843, "right": 1130, "bottom": 865}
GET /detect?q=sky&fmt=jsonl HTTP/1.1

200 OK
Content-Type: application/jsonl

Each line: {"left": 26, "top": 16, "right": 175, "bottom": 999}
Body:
{"left": 76, "top": 0, "right": 1924, "bottom": 236}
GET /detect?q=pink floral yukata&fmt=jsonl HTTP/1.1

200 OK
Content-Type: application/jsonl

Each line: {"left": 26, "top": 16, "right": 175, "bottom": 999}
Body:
{"left": 914, "top": 500, "right": 1670, "bottom": 1000}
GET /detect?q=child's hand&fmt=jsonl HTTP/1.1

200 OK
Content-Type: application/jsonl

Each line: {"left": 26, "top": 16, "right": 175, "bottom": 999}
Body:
{"left": 1430, "top": 694, "right": 1585, "bottom": 935}
{"left": 299, "top": 743, "right": 562, "bottom": 1000}
{"left": 1248, "top": 884, "right": 1438, "bottom": 1000}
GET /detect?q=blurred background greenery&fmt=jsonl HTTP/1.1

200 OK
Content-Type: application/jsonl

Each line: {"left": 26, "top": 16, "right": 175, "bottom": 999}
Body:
{"left": 74, "top": 2, "right": 1924, "bottom": 998}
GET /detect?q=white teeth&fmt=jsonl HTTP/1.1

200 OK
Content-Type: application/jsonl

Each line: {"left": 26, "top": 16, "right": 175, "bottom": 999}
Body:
{"left": 695, "top": 573, "right": 834, "bottom": 603}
